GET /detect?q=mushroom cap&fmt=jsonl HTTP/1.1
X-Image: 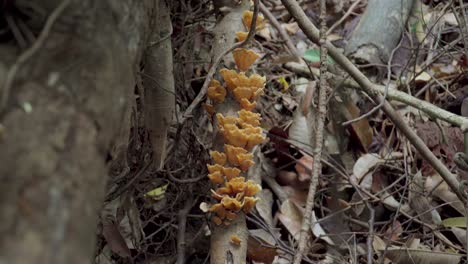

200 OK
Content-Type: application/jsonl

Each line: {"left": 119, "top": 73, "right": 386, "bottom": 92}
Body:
{"left": 242, "top": 10, "right": 266, "bottom": 30}
{"left": 239, "top": 98, "right": 257, "bottom": 111}
{"left": 210, "top": 150, "right": 227, "bottom": 165}
{"left": 224, "top": 144, "right": 248, "bottom": 166}
{"left": 223, "top": 167, "right": 241, "bottom": 180}
{"left": 221, "top": 196, "right": 242, "bottom": 212}
{"left": 207, "top": 164, "right": 224, "bottom": 174}
{"left": 245, "top": 180, "right": 262, "bottom": 196}
{"left": 219, "top": 68, "right": 238, "bottom": 91}
{"left": 207, "top": 80, "right": 227, "bottom": 102}
{"left": 233, "top": 48, "right": 260, "bottom": 72}
{"left": 236, "top": 31, "right": 248, "bottom": 42}
{"left": 238, "top": 109, "right": 261, "bottom": 127}
{"left": 242, "top": 197, "right": 259, "bottom": 213}
{"left": 208, "top": 171, "right": 224, "bottom": 184}
{"left": 230, "top": 234, "right": 242, "bottom": 245}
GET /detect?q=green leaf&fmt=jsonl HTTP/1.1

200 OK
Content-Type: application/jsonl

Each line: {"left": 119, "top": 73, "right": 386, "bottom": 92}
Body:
{"left": 278, "top": 76, "right": 289, "bottom": 92}
{"left": 303, "top": 49, "right": 334, "bottom": 64}
{"left": 145, "top": 184, "right": 168, "bottom": 200}
{"left": 442, "top": 217, "right": 467, "bottom": 227}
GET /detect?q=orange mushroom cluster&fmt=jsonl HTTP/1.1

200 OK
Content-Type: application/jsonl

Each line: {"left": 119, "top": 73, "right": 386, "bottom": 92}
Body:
{"left": 204, "top": 10, "right": 266, "bottom": 226}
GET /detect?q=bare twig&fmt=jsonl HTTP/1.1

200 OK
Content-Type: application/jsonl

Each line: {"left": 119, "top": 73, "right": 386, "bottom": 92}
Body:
{"left": 1, "top": 0, "right": 71, "bottom": 112}
{"left": 176, "top": 195, "right": 194, "bottom": 264}
{"left": 293, "top": 0, "right": 328, "bottom": 262}
{"left": 281, "top": 0, "right": 466, "bottom": 202}
{"left": 327, "top": 0, "right": 362, "bottom": 35}
{"left": 179, "top": 0, "right": 260, "bottom": 125}
{"left": 259, "top": 2, "right": 300, "bottom": 58}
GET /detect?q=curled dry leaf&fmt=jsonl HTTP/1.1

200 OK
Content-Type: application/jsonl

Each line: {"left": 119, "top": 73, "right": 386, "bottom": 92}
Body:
{"left": 277, "top": 199, "right": 303, "bottom": 240}
{"left": 255, "top": 189, "right": 274, "bottom": 227}
{"left": 353, "top": 154, "right": 382, "bottom": 181}
{"left": 311, "top": 212, "right": 335, "bottom": 246}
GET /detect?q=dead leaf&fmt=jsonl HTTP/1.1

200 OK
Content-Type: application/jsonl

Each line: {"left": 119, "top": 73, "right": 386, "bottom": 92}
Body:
{"left": 342, "top": 100, "right": 373, "bottom": 151}
{"left": 383, "top": 221, "right": 403, "bottom": 241}
{"left": 295, "top": 154, "right": 313, "bottom": 181}
{"left": 409, "top": 171, "right": 442, "bottom": 225}
{"left": 425, "top": 173, "right": 465, "bottom": 215}
{"left": 247, "top": 234, "right": 277, "bottom": 264}
{"left": 311, "top": 212, "right": 335, "bottom": 245}
{"left": 282, "top": 22, "right": 299, "bottom": 35}
{"left": 277, "top": 199, "right": 303, "bottom": 239}
{"left": 282, "top": 186, "right": 308, "bottom": 207}
{"left": 102, "top": 222, "right": 131, "bottom": 258}
{"left": 372, "top": 235, "right": 386, "bottom": 251}
{"left": 451, "top": 227, "right": 467, "bottom": 249}
{"left": 256, "top": 189, "right": 274, "bottom": 227}
{"left": 353, "top": 154, "right": 382, "bottom": 181}
{"left": 249, "top": 229, "right": 278, "bottom": 246}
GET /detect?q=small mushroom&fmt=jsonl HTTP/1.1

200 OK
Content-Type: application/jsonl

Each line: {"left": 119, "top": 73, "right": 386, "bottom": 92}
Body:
{"left": 242, "top": 10, "right": 266, "bottom": 30}
{"left": 233, "top": 48, "right": 260, "bottom": 72}
{"left": 207, "top": 80, "right": 226, "bottom": 102}
{"left": 210, "top": 150, "right": 227, "bottom": 165}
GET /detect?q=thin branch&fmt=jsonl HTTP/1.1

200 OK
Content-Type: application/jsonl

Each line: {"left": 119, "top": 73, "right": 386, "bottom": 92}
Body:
{"left": 280, "top": 0, "right": 467, "bottom": 204}
{"left": 176, "top": 195, "right": 194, "bottom": 264}
{"left": 293, "top": 0, "right": 327, "bottom": 262}
{"left": 259, "top": 2, "right": 300, "bottom": 58}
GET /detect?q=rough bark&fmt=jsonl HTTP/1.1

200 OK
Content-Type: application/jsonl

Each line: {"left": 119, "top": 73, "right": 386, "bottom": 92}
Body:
{"left": 143, "top": 0, "right": 175, "bottom": 170}
{"left": 0, "top": 1, "right": 155, "bottom": 263}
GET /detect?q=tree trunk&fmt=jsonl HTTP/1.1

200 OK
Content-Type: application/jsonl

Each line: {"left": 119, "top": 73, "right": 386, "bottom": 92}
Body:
{"left": 0, "top": 1, "right": 155, "bottom": 263}
{"left": 143, "top": 0, "right": 175, "bottom": 170}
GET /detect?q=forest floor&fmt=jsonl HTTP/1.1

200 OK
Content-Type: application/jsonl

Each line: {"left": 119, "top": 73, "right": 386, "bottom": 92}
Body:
{"left": 95, "top": 0, "right": 468, "bottom": 263}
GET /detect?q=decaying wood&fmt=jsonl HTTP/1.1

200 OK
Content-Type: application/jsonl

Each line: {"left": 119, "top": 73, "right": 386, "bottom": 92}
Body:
{"left": 208, "top": 1, "right": 251, "bottom": 263}
{"left": 0, "top": 1, "right": 155, "bottom": 263}
{"left": 345, "top": 0, "right": 414, "bottom": 71}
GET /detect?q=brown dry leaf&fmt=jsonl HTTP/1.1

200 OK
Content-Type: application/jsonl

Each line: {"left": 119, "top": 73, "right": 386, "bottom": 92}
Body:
{"left": 247, "top": 235, "right": 277, "bottom": 264}
{"left": 102, "top": 222, "right": 131, "bottom": 258}
{"left": 282, "top": 186, "right": 308, "bottom": 207}
{"left": 409, "top": 172, "right": 442, "bottom": 225}
{"left": 281, "top": 22, "right": 299, "bottom": 35}
{"left": 425, "top": 173, "right": 464, "bottom": 215}
{"left": 383, "top": 220, "right": 403, "bottom": 241}
{"left": 294, "top": 154, "right": 313, "bottom": 181}
{"left": 277, "top": 199, "right": 303, "bottom": 239}
{"left": 342, "top": 101, "right": 373, "bottom": 151}
{"left": 353, "top": 154, "right": 382, "bottom": 182}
